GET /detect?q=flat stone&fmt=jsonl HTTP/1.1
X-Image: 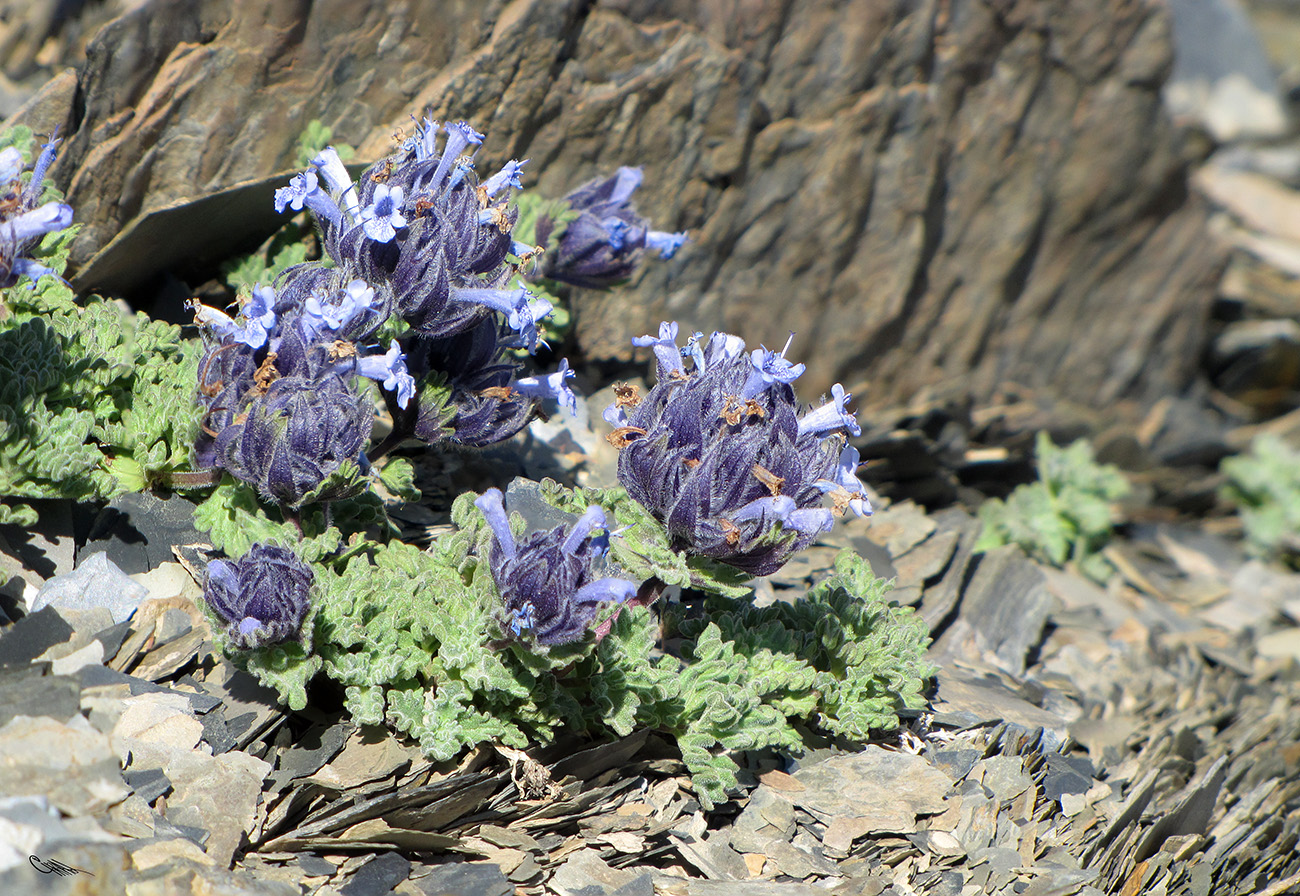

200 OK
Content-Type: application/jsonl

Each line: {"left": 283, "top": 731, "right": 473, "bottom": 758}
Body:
{"left": 790, "top": 747, "right": 952, "bottom": 835}
{"left": 130, "top": 627, "right": 207, "bottom": 682}
{"left": 50, "top": 638, "right": 105, "bottom": 676}
{"left": 0, "top": 605, "right": 75, "bottom": 667}
{"left": 151, "top": 607, "right": 194, "bottom": 646}
{"left": 862, "top": 501, "right": 937, "bottom": 557}
{"left": 79, "top": 663, "right": 221, "bottom": 714}
{"left": 410, "top": 861, "right": 513, "bottom": 896}
{"left": 550, "top": 848, "right": 642, "bottom": 896}
{"left": 1043, "top": 753, "right": 1096, "bottom": 802}
{"left": 110, "top": 691, "right": 204, "bottom": 770}
{"left": 0, "top": 714, "right": 130, "bottom": 815}
{"left": 81, "top": 492, "right": 207, "bottom": 576}
{"left": 934, "top": 545, "right": 1057, "bottom": 675}
{"left": 340, "top": 851, "right": 411, "bottom": 896}
{"left": 131, "top": 836, "right": 215, "bottom": 870}
{"left": 29, "top": 552, "right": 148, "bottom": 625}
{"left": 167, "top": 750, "right": 272, "bottom": 866}
{"left": 0, "top": 668, "right": 80, "bottom": 727}
{"left": 123, "top": 766, "right": 173, "bottom": 804}
{"left": 272, "top": 722, "right": 352, "bottom": 789}
{"left": 931, "top": 667, "right": 1071, "bottom": 749}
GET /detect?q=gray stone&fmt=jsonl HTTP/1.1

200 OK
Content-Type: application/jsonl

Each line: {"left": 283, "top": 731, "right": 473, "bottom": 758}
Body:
{"left": 80, "top": 492, "right": 207, "bottom": 576}
{"left": 28, "top": 552, "right": 147, "bottom": 625}
{"left": 933, "top": 544, "right": 1058, "bottom": 675}
{"left": 0, "top": 667, "right": 80, "bottom": 727}
{"left": 166, "top": 750, "right": 272, "bottom": 866}
{"left": 410, "top": 861, "right": 512, "bottom": 896}
{"left": 340, "top": 851, "right": 411, "bottom": 896}
{"left": 790, "top": 747, "right": 952, "bottom": 834}
{"left": 0, "top": 605, "right": 74, "bottom": 667}
{"left": 0, "top": 714, "right": 130, "bottom": 816}
{"left": 1165, "top": 0, "right": 1289, "bottom": 140}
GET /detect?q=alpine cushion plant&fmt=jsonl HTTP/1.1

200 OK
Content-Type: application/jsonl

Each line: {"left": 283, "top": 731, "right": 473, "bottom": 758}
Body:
{"left": 605, "top": 323, "right": 871, "bottom": 576}
{"left": 474, "top": 487, "right": 637, "bottom": 646}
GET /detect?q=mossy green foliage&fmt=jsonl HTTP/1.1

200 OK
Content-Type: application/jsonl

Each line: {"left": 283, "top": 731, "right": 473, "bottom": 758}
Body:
{"left": 976, "top": 431, "right": 1129, "bottom": 582}
{"left": 0, "top": 130, "right": 201, "bottom": 523}
{"left": 1221, "top": 434, "right": 1300, "bottom": 566}
{"left": 225, "top": 481, "right": 933, "bottom": 809}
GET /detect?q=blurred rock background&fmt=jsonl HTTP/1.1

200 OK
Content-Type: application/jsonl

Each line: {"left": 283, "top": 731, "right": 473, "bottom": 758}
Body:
{"left": 3, "top": 0, "right": 1300, "bottom": 450}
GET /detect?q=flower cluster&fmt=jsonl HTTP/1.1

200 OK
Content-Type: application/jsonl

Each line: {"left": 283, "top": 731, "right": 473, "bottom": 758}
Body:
{"left": 203, "top": 543, "right": 313, "bottom": 649}
{"left": 539, "top": 167, "right": 686, "bottom": 289}
{"left": 606, "top": 323, "right": 869, "bottom": 576}
{"left": 194, "top": 116, "right": 581, "bottom": 502}
{"left": 0, "top": 133, "right": 74, "bottom": 288}
{"left": 192, "top": 275, "right": 402, "bottom": 506}
{"left": 474, "top": 488, "right": 637, "bottom": 646}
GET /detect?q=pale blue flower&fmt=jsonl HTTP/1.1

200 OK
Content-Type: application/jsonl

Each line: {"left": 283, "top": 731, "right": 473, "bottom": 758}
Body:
{"left": 360, "top": 183, "right": 407, "bottom": 242}
{"left": 814, "top": 445, "right": 871, "bottom": 517}
{"left": 513, "top": 358, "right": 578, "bottom": 416}
{"left": 482, "top": 159, "right": 527, "bottom": 196}
{"left": 798, "top": 383, "right": 861, "bottom": 438}
{"left": 646, "top": 230, "right": 687, "bottom": 259}
{"left": 631, "top": 321, "right": 684, "bottom": 379}
{"left": 741, "top": 333, "right": 805, "bottom": 399}
{"left": 353, "top": 339, "right": 416, "bottom": 409}
{"left": 310, "top": 147, "right": 361, "bottom": 219}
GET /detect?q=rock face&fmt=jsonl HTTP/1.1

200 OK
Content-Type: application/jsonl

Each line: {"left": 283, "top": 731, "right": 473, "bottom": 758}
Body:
{"left": 9, "top": 0, "right": 1222, "bottom": 418}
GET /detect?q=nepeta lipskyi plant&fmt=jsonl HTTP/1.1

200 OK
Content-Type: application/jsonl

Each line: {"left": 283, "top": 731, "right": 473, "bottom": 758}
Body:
{"left": 605, "top": 322, "right": 870, "bottom": 576}
{"left": 474, "top": 487, "right": 636, "bottom": 646}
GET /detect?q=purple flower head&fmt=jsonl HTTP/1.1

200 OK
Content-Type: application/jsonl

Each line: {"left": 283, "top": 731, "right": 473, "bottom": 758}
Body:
{"left": 0, "top": 134, "right": 74, "bottom": 288}
{"left": 204, "top": 543, "right": 312, "bottom": 649}
{"left": 544, "top": 166, "right": 687, "bottom": 289}
{"left": 407, "top": 318, "right": 542, "bottom": 447}
{"left": 359, "top": 183, "right": 407, "bottom": 242}
{"left": 474, "top": 488, "right": 636, "bottom": 646}
{"left": 290, "top": 119, "right": 516, "bottom": 341}
{"left": 606, "top": 323, "right": 869, "bottom": 576}
{"left": 211, "top": 374, "right": 372, "bottom": 507}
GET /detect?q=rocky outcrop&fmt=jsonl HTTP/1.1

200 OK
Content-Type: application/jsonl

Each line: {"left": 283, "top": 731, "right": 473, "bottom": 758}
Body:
{"left": 8, "top": 0, "right": 1223, "bottom": 419}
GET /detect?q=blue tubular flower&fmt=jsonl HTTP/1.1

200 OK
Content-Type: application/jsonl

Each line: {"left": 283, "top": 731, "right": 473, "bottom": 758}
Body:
{"left": 0, "top": 135, "right": 74, "bottom": 288}
{"left": 204, "top": 543, "right": 313, "bottom": 649}
{"left": 311, "top": 147, "right": 361, "bottom": 219}
{"left": 631, "top": 321, "right": 685, "bottom": 379}
{"left": 349, "top": 339, "right": 416, "bottom": 409}
{"left": 798, "top": 383, "right": 861, "bottom": 439}
{"left": 607, "top": 323, "right": 869, "bottom": 576}
{"left": 513, "top": 358, "right": 577, "bottom": 417}
{"left": 473, "top": 488, "right": 636, "bottom": 647}
{"left": 542, "top": 166, "right": 688, "bottom": 289}
{"left": 741, "top": 334, "right": 806, "bottom": 400}
{"left": 481, "top": 159, "right": 526, "bottom": 197}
